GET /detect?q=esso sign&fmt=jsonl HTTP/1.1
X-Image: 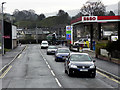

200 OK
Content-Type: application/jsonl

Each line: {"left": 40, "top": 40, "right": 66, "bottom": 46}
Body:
{"left": 66, "top": 26, "right": 73, "bottom": 31}
{"left": 82, "top": 16, "right": 97, "bottom": 22}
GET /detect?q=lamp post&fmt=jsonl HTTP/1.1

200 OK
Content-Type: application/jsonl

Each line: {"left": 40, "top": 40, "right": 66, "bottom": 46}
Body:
{"left": 1, "top": 2, "right": 6, "bottom": 55}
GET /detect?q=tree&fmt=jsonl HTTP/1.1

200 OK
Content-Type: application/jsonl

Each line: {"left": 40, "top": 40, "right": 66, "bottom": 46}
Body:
{"left": 72, "top": 12, "right": 83, "bottom": 20}
{"left": 56, "top": 10, "right": 71, "bottom": 24}
{"left": 107, "top": 11, "right": 115, "bottom": 16}
{"left": 57, "top": 10, "right": 66, "bottom": 16}
{"left": 13, "top": 9, "right": 38, "bottom": 21}
{"left": 38, "top": 14, "right": 46, "bottom": 21}
{"left": 118, "top": 1, "right": 120, "bottom": 15}
{"left": 80, "top": 0, "right": 106, "bottom": 16}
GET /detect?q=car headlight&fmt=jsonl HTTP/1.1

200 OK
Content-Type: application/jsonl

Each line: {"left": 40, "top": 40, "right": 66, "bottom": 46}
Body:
{"left": 90, "top": 65, "right": 95, "bottom": 68}
{"left": 56, "top": 54, "right": 61, "bottom": 57}
{"left": 70, "top": 64, "right": 77, "bottom": 68}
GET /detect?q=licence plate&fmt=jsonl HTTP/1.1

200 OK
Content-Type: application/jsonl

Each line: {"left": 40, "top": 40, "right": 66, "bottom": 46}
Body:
{"left": 80, "top": 69, "right": 88, "bottom": 71}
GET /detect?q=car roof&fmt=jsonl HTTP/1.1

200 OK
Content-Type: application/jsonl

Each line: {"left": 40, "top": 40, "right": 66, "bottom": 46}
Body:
{"left": 58, "top": 48, "right": 69, "bottom": 50}
{"left": 42, "top": 41, "right": 48, "bottom": 43}
{"left": 70, "top": 53, "right": 89, "bottom": 56}
{"left": 49, "top": 45, "right": 56, "bottom": 47}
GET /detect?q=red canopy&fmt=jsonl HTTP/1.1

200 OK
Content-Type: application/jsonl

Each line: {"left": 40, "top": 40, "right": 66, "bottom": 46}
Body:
{"left": 71, "top": 16, "right": 120, "bottom": 25}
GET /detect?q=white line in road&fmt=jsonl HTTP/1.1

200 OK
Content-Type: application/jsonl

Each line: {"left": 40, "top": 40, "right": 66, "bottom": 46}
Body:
{"left": 51, "top": 70, "right": 55, "bottom": 76}
{"left": 48, "top": 65, "right": 51, "bottom": 69}
{"left": 39, "top": 45, "right": 63, "bottom": 88}
{"left": 45, "top": 61, "right": 48, "bottom": 65}
{"left": 17, "top": 54, "right": 22, "bottom": 58}
{"left": 55, "top": 78, "right": 62, "bottom": 88}
{"left": 43, "top": 58, "right": 46, "bottom": 61}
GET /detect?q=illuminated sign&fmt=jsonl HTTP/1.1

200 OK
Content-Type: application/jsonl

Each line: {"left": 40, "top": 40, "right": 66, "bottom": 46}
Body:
{"left": 82, "top": 16, "right": 97, "bottom": 22}
{"left": 66, "top": 26, "right": 73, "bottom": 40}
{"left": 66, "top": 26, "right": 73, "bottom": 31}
{"left": 66, "top": 34, "right": 71, "bottom": 40}
{"left": 3, "top": 36, "right": 10, "bottom": 39}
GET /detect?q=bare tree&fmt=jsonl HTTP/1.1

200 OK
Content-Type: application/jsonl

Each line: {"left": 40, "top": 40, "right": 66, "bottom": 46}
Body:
{"left": 81, "top": 0, "right": 106, "bottom": 16}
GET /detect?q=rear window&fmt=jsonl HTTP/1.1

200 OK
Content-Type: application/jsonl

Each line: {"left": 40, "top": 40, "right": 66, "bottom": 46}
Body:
{"left": 48, "top": 46, "right": 57, "bottom": 49}
{"left": 42, "top": 43, "right": 48, "bottom": 45}
{"left": 58, "top": 49, "right": 70, "bottom": 53}
{"left": 42, "top": 41, "right": 48, "bottom": 43}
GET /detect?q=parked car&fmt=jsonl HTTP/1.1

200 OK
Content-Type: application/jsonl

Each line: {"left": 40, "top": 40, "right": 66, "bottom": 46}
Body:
{"left": 41, "top": 41, "right": 49, "bottom": 49}
{"left": 64, "top": 53, "right": 96, "bottom": 77}
{"left": 47, "top": 46, "right": 57, "bottom": 55}
{"left": 55, "top": 48, "right": 70, "bottom": 62}
{"left": 74, "top": 38, "right": 90, "bottom": 48}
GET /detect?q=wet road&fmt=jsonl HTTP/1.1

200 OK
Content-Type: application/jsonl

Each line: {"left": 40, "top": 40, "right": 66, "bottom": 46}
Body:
{"left": 2, "top": 44, "right": 119, "bottom": 88}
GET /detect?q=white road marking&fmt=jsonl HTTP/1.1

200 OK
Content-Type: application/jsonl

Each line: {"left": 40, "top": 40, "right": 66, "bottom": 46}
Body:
{"left": 39, "top": 45, "right": 63, "bottom": 88}
{"left": 51, "top": 70, "right": 55, "bottom": 76}
{"left": 17, "top": 54, "right": 22, "bottom": 58}
{"left": 55, "top": 78, "right": 62, "bottom": 88}
{"left": 0, "top": 65, "right": 7, "bottom": 73}
{"left": 45, "top": 61, "right": 48, "bottom": 65}
{"left": 48, "top": 65, "right": 51, "bottom": 69}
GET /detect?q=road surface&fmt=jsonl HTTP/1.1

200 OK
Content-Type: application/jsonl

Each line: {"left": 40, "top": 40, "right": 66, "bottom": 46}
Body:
{"left": 2, "top": 44, "right": 119, "bottom": 89}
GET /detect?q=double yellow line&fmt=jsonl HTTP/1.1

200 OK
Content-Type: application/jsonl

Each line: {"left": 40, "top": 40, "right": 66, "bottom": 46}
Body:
{"left": 0, "top": 45, "right": 27, "bottom": 79}
{"left": 97, "top": 70, "right": 120, "bottom": 84}
{"left": 0, "top": 65, "right": 12, "bottom": 79}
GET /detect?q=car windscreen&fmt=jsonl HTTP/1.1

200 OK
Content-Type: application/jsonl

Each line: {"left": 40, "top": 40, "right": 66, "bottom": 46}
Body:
{"left": 48, "top": 46, "right": 57, "bottom": 49}
{"left": 78, "top": 39, "right": 82, "bottom": 42}
{"left": 58, "top": 49, "right": 69, "bottom": 53}
{"left": 70, "top": 54, "right": 92, "bottom": 61}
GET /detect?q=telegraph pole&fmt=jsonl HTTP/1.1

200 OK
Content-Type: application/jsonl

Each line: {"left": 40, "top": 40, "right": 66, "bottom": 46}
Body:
{"left": 36, "top": 26, "right": 38, "bottom": 44}
{"left": 1, "top": 2, "right": 6, "bottom": 55}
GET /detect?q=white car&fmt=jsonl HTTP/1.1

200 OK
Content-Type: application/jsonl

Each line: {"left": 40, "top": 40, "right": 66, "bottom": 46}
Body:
{"left": 41, "top": 41, "right": 49, "bottom": 49}
{"left": 47, "top": 46, "right": 57, "bottom": 55}
{"left": 74, "top": 38, "right": 90, "bottom": 48}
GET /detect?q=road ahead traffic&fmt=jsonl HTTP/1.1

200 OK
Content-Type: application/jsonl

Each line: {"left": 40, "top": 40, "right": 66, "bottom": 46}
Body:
{"left": 2, "top": 44, "right": 119, "bottom": 88}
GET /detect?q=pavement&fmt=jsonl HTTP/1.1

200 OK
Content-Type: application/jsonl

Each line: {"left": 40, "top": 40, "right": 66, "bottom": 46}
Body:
{"left": 0, "top": 45, "right": 26, "bottom": 72}
{"left": 3, "top": 44, "right": 118, "bottom": 88}
{"left": 83, "top": 50, "right": 120, "bottom": 76}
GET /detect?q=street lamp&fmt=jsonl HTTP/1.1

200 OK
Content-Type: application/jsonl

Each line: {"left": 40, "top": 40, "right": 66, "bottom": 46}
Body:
{"left": 1, "top": 2, "right": 6, "bottom": 55}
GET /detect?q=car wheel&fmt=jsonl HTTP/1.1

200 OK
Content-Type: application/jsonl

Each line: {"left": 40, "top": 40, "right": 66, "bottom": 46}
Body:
{"left": 64, "top": 68, "right": 67, "bottom": 74}
{"left": 47, "top": 52, "right": 49, "bottom": 55}
{"left": 55, "top": 58, "right": 58, "bottom": 62}
{"left": 68, "top": 69, "right": 73, "bottom": 76}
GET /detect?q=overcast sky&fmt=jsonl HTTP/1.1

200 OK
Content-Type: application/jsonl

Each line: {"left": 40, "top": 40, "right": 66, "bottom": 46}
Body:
{"left": 0, "top": 0, "right": 119, "bottom": 14}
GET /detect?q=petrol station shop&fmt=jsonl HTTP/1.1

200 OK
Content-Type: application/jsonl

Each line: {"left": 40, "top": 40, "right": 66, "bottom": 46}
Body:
{"left": 71, "top": 16, "right": 120, "bottom": 50}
